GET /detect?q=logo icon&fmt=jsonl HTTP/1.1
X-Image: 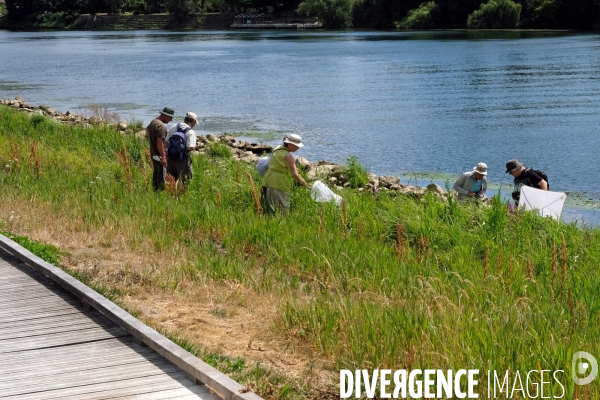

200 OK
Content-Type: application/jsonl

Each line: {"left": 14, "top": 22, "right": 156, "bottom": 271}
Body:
{"left": 572, "top": 351, "right": 598, "bottom": 385}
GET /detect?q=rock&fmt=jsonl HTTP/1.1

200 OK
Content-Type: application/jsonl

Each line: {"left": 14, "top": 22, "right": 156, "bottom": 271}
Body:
{"left": 247, "top": 143, "right": 272, "bottom": 155}
{"left": 89, "top": 116, "right": 102, "bottom": 125}
{"left": 231, "top": 141, "right": 245, "bottom": 149}
{"left": 330, "top": 165, "right": 346, "bottom": 178}
{"left": 426, "top": 183, "right": 446, "bottom": 196}
{"left": 118, "top": 121, "right": 128, "bottom": 131}
{"left": 134, "top": 130, "right": 147, "bottom": 140}
{"left": 206, "top": 134, "right": 218, "bottom": 143}
{"left": 39, "top": 104, "right": 50, "bottom": 111}
{"left": 295, "top": 156, "right": 312, "bottom": 169}
{"left": 343, "top": 182, "right": 351, "bottom": 188}
{"left": 379, "top": 175, "right": 400, "bottom": 189}
{"left": 15, "top": 96, "right": 22, "bottom": 101}
{"left": 368, "top": 173, "right": 378, "bottom": 186}
{"left": 306, "top": 164, "right": 337, "bottom": 181}
{"left": 240, "top": 154, "right": 259, "bottom": 163}
{"left": 197, "top": 135, "right": 208, "bottom": 144}
{"left": 221, "top": 135, "right": 236, "bottom": 143}
{"left": 46, "top": 107, "right": 56, "bottom": 115}
{"left": 328, "top": 177, "right": 337, "bottom": 184}
{"left": 23, "top": 102, "right": 31, "bottom": 108}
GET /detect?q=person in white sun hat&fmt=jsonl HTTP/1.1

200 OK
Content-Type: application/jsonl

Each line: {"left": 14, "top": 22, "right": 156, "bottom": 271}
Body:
{"left": 262, "top": 134, "right": 308, "bottom": 214}
{"left": 453, "top": 162, "right": 488, "bottom": 202}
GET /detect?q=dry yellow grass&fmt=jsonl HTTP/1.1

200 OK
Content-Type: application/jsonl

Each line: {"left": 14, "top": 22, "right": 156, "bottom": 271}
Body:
{"left": 0, "top": 197, "right": 337, "bottom": 398}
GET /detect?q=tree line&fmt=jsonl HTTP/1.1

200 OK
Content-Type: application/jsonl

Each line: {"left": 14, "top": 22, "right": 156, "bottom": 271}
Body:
{"left": 4, "top": 0, "right": 600, "bottom": 29}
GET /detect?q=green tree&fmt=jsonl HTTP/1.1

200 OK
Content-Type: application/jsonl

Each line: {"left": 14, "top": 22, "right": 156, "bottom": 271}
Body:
{"left": 466, "top": 0, "right": 521, "bottom": 28}
{"left": 166, "top": 0, "right": 201, "bottom": 16}
{"left": 296, "top": 0, "right": 355, "bottom": 27}
{"left": 395, "top": 1, "right": 439, "bottom": 28}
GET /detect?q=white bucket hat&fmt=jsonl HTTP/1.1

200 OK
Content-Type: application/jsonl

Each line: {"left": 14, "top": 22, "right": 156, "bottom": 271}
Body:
{"left": 473, "top": 163, "right": 488, "bottom": 176}
{"left": 283, "top": 134, "right": 304, "bottom": 148}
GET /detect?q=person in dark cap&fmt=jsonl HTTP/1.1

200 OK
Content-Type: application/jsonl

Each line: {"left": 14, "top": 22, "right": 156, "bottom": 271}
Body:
{"left": 146, "top": 107, "right": 174, "bottom": 191}
{"left": 506, "top": 159, "right": 548, "bottom": 205}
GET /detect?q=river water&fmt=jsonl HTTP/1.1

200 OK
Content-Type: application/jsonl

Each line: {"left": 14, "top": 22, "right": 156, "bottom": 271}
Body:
{"left": 1, "top": 30, "right": 599, "bottom": 223}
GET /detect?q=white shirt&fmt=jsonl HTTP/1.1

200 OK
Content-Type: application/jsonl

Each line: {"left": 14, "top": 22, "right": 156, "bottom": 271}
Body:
{"left": 166, "top": 122, "right": 197, "bottom": 150}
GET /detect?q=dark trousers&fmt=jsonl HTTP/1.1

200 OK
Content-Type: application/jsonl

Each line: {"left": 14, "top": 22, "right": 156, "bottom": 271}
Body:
{"left": 166, "top": 157, "right": 192, "bottom": 187}
{"left": 152, "top": 160, "right": 165, "bottom": 191}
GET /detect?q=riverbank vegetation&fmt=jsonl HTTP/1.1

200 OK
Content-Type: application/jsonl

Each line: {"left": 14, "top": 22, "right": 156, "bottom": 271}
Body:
{"left": 1, "top": 104, "right": 600, "bottom": 398}
{"left": 1, "top": 0, "right": 599, "bottom": 30}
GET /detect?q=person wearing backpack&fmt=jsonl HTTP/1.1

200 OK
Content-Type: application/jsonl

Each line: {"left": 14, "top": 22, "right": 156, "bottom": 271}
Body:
{"left": 506, "top": 159, "right": 549, "bottom": 206}
{"left": 165, "top": 112, "right": 200, "bottom": 187}
{"left": 146, "top": 107, "right": 174, "bottom": 191}
{"left": 262, "top": 134, "right": 308, "bottom": 214}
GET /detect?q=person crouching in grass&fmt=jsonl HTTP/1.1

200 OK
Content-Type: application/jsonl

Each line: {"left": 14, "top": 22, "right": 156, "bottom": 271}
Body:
{"left": 453, "top": 162, "right": 488, "bottom": 202}
{"left": 262, "top": 134, "right": 308, "bottom": 214}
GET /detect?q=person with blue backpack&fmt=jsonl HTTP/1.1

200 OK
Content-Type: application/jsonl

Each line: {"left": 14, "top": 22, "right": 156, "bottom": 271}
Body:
{"left": 165, "top": 112, "right": 200, "bottom": 187}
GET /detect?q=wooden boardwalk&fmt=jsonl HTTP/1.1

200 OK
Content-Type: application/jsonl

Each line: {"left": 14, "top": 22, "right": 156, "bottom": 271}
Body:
{"left": 0, "top": 248, "right": 217, "bottom": 400}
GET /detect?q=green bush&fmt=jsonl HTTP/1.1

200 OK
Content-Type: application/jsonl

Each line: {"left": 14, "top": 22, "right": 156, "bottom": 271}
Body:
{"left": 466, "top": 0, "right": 521, "bottom": 28}
{"left": 296, "top": 0, "right": 355, "bottom": 28}
{"left": 206, "top": 142, "right": 232, "bottom": 159}
{"left": 395, "top": 1, "right": 438, "bottom": 29}
{"left": 345, "top": 155, "right": 368, "bottom": 188}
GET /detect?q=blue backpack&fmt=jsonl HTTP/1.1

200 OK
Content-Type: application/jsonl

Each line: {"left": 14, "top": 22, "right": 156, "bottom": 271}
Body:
{"left": 167, "top": 123, "right": 191, "bottom": 162}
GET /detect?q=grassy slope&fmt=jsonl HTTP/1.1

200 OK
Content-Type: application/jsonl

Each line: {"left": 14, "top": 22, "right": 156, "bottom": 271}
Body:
{"left": 1, "top": 105, "right": 599, "bottom": 398}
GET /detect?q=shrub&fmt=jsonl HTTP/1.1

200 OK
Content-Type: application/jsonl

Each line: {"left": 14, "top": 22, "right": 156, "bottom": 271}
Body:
{"left": 345, "top": 155, "right": 368, "bottom": 188}
{"left": 395, "top": 1, "right": 439, "bottom": 29}
{"left": 206, "top": 142, "right": 231, "bottom": 159}
{"left": 296, "top": 0, "right": 355, "bottom": 28}
{"left": 466, "top": 0, "right": 522, "bottom": 28}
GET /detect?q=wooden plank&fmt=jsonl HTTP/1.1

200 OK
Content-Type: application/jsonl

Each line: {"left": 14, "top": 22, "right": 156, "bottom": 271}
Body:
{"left": 0, "top": 337, "right": 155, "bottom": 367}
{"left": 0, "top": 319, "right": 116, "bottom": 340}
{"left": 0, "top": 367, "right": 187, "bottom": 397}
{"left": 0, "top": 359, "right": 183, "bottom": 391}
{"left": 0, "top": 311, "right": 102, "bottom": 331}
{"left": 100, "top": 385, "right": 214, "bottom": 400}
{"left": 0, "top": 309, "right": 83, "bottom": 324}
{"left": 0, "top": 326, "right": 129, "bottom": 354}
{"left": 14, "top": 373, "right": 203, "bottom": 400}
{"left": 0, "top": 300, "right": 84, "bottom": 316}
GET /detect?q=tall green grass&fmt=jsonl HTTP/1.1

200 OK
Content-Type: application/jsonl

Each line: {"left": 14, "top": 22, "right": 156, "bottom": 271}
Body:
{"left": 0, "top": 105, "right": 599, "bottom": 398}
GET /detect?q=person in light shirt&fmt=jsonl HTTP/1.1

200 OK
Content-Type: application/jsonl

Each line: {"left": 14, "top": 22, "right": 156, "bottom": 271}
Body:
{"left": 165, "top": 112, "right": 200, "bottom": 187}
{"left": 453, "top": 163, "right": 488, "bottom": 202}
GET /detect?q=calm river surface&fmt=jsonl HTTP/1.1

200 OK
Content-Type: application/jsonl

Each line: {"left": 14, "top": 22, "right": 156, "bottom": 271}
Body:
{"left": 1, "top": 30, "right": 599, "bottom": 223}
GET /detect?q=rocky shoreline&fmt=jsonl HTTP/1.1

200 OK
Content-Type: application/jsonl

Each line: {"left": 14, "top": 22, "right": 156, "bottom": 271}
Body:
{"left": 1, "top": 97, "right": 448, "bottom": 199}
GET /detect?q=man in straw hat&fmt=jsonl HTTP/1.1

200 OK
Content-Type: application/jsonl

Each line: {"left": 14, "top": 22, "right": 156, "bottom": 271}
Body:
{"left": 453, "top": 162, "right": 488, "bottom": 201}
{"left": 262, "top": 134, "right": 308, "bottom": 214}
{"left": 146, "top": 107, "right": 174, "bottom": 191}
{"left": 506, "top": 159, "right": 548, "bottom": 206}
